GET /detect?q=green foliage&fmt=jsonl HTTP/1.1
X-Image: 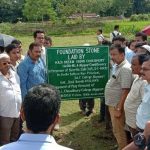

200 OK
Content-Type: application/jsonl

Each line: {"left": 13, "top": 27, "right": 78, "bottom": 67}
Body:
{"left": 112, "top": 0, "right": 132, "bottom": 16}
{"left": 130, "top": 14, "right": 139, "bottom": 21}
{"left": 53, "top": 0, "right": 99, "bottom": 21}
{"left": 138, "top": 14, "right": 149, "bottom": 21}
{"left": 0, "top": 23, "right": 13, "bottom": 33}
{"left": 1, "top": 0, "right": 150, "bottom": 22}
{"left": 0, "top": 0, "right": 24, "bottom": 23}
{"left": 130, "top": 14, "right": 150, "bottom": 21}
{"left": 23, "top": 0, "right": 56, "bottom": 21}
{"left": 1, "top": 20, "right": 149, "bottom": 40}
{"left": 133, "top": 0, "right": 150, "bottom": 14}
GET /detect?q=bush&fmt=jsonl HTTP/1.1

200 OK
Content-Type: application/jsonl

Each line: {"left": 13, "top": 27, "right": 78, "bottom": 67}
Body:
{"left": 130, "top": 14, "right": 150, "bottom": 21}
{"left": 0, "top": 23, "right": 12, "bottom": 34}
{"left": 138, "top": 14, "right": 149, "bottom": 21}
{"left": 130, "top": 14, "right": 139, "bottom": 21}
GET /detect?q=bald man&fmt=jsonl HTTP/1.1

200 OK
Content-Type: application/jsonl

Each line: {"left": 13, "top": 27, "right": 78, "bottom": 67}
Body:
{"left": 0, "top": 53, "right": 22, "bottom": 145}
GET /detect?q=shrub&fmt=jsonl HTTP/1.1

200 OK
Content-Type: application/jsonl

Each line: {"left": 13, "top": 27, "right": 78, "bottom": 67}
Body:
{"left": 138, "top": 14, "right": 149, "bottom": 21}
{"left": 130, "top": 14, "right": 139, "bottom": 21}
{"left": 130, "top": 14, "right": 150, "bottom": 21}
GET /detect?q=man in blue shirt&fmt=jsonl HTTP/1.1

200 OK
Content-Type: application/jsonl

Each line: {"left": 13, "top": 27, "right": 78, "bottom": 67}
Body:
{"left": 17, "top": 42, "right": 46, "bottom": 99}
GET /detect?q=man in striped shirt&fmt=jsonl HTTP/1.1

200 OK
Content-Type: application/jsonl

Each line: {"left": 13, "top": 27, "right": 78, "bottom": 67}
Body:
{"left": 105, "top": 44, "right": 133, "bottom": 150}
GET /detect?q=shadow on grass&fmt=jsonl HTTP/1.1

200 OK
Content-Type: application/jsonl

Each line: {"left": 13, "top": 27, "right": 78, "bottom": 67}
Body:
{"left": 55, "top": 114, "right": 116, "bottom": 150}
{"left": 61, "top": 111, "right": 84, "bottom": 126}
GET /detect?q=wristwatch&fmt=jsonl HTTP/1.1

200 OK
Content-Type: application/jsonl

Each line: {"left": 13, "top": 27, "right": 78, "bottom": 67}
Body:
{"left": 133, "top": 132, "right": 146, "bottom": 150}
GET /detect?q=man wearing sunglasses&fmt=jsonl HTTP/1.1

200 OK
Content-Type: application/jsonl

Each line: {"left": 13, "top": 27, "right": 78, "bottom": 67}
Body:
{"left": 0, "top": 53, "right": 22, "bottom": 146}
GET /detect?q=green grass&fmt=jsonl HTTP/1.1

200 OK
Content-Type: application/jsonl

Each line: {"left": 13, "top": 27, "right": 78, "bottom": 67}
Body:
{"left": 1, "top": 19, "right": 150, "bottom": 38}
{"left": 15, "top": 35, "right": 98, "bottom": 54}
{"left": 55, "top": 100, "right": 116, "bottom": 150}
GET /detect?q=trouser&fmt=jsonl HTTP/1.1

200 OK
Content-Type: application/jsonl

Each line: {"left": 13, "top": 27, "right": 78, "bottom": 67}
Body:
{"left": 109, "top": 106, "right": 128, "bottom": 150}
{"left": 79, "top": 98, "right": 94, "bottom": 112}
{"left": 100, "top": 97, "right": 105, "bottom": 120}
{"left": 100, "top": 98, "right": 111, "bottom": 129}
{"left": 0, "top": 116, "right": 20, "bottom": 146}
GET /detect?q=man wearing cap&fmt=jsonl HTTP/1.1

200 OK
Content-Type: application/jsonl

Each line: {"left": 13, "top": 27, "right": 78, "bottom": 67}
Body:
{"left": 136, "top": 45, "right": 150, "bottom": 55}
{"left": 0, "top": 53, "right": 22, "bottom": 145}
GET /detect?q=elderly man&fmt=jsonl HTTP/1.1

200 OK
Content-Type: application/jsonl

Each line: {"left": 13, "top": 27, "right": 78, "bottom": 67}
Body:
{"left": 105, "top": 44, "right": 133, "bottom": 149}
{"left": 123, "top": 55, "right": 150, "bottom": 150}
{"left": 0, "top": 53, "right": 22, "bottom": 145}
{"left": 17, "top": 42, "right": 46, "bottom": 99}
{"left": 136, "top": 55, "right": 150, "bottom": 132}
{"left": 0, "top": 84, "right": 72, "bottom": 150}
{"left": 124, "top": 54, "right": 148, "bottom": 137}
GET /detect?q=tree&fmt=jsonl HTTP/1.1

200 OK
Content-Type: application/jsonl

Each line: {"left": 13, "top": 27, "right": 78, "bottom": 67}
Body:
{"left": 23, "top": 0, "right": 56, "bottom": 22}
{"left": 111, "top": 0, "right": 133, "bottom": 16}
{"left": 53, "top": 0, "right": 98, "bottom": 21}
{"left": 90, "top": 0, "right": 113, "bottom": 16}
{"left": 0, "top": 0, "right": 24, "bottom": 23}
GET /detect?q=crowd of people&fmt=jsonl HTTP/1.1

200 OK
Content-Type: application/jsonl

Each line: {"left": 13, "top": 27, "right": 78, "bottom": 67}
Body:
{"left": 97, "top": 25, "right": 150, "bottom": 150}
{"left": 0, "top": 26, "right": 150, "bottom": 150}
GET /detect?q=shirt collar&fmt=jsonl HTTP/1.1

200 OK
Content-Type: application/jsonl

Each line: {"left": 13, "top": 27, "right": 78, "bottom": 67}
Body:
{"left": 0, "top": 69, "right": 13, "bottom": 78}
{"left": 18, "top": 133, "right": 56, "bottom": 144}
{"left": 27, "top": 56, "right": 40, "bottom": 64}
{"left": 117, "top": 59, "right": 127, "bottom": 68}
{"left": 41, "top": 46, "right": 45, "bottom": 51}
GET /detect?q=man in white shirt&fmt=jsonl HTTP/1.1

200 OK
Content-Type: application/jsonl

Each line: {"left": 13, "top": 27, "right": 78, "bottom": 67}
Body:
{"left": 110, "top": 25, "right": 121, "bottom": 42}
{"left": 124, "top": 54, "right": 147, "bottom": 137}
{"left": 33, "top": 30, "right": 46, "bottom": 64}
{"left": 136, "top": 56, "right": 150, "bottom": 131}
{"left": 97, "top": 29, "right": 105, "bottom": 45}
{"left": 0, "top": 84, "right": 72, "bottom": 150}
{"left": 0, "top": 53, "right": 22, "bottom": 146}
{"left": 105, "top": 44, "right": 133, "bottom": 150}
{"left": 123, "top": 56, "right": 150, "bottom": 150}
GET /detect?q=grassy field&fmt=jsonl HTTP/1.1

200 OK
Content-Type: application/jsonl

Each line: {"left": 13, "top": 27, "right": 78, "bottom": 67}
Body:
{"left": 55, "top": 100, "right": 116, "bottom": 150}
{"left": 16, "top": 35, "right": 98, "bottom": 53}
{"left": 15, "top": 35, "right": 116, "bottom": 150}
